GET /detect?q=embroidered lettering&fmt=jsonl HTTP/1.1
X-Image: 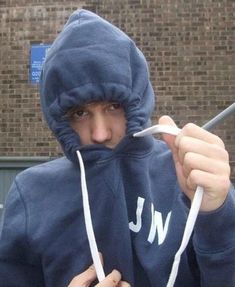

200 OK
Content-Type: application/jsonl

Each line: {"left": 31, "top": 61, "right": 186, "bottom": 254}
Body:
{"left": 129, "top": 197, "right": 145, "bottom": 232}
{"left": 129, "top": 196, "right": 172, "bottom": 245}
{"left": 147, "top": 203, "right": 171, "bottom": 245}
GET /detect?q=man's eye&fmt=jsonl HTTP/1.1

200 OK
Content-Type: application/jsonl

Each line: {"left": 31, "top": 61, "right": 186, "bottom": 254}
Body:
{"left": 109, "top": 103, "right": 122, "bottom": 111}
{"left": 73, "top": 110, "right": 88, "bottom": 119}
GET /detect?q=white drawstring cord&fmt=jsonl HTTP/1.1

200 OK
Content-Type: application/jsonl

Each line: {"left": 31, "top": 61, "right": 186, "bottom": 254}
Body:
{"left": 166, "top": 186, "right": 203, "bottom": 287}
{"left": 134, "top": 125, "right": 204, "bottom": 287}
{"left": 76, "top": 150, "right": 105, "bottom": 282}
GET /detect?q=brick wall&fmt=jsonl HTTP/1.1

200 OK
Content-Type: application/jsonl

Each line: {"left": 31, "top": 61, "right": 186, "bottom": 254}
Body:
{"left": 0, "top": 0, "right": 234, "bottom": 181}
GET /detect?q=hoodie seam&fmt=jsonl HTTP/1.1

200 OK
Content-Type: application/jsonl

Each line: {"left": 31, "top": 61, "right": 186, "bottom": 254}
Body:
{"left": 140, "top": 82, "right": 149, "bottom": 104}
{"left": 14, "top": 179, "right": 31, "bottom": 250}
{"left": 98, "top": 160, "right": 122, "bottom": 199}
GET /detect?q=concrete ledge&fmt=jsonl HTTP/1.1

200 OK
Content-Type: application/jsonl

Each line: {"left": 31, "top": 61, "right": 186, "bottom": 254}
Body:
{"left": 0, "top": 156, "right": 55, "bottom": 168}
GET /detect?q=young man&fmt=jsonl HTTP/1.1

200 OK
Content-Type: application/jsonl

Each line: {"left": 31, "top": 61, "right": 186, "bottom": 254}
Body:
{"left": 0, "top": 9, "right": 234, "bottom": 287}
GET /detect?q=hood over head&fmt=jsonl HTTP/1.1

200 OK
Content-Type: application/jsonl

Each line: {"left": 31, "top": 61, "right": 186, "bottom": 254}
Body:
{"left": 40, "top": 9, "right": 155, "bottom": 162}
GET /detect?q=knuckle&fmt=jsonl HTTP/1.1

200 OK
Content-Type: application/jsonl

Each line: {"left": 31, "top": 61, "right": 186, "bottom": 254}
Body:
{"left": 219, "top": 160, "right": 231, "bottom": 177}
{"left": 221, "top": 175, "right": 231, "bottom": 190}
{"left": 106, "top": 270, "right": 121, "bottom": 286}
{"left": 183, "top": 152, "right": 195, "bottom": 167}
{"left": 212, "top": 144, "right": 229, "bottom": 161}
{"left": 225, "top": 162, "right": 231, "bottom": 176}
{"left": 183, "top": 123, "right": 196, "bottom": 133}
{"left": 186, "top": 178, "right": 196, "bottom": 192}
{"left": 213, "top": 175, "right": 231, "bottom": 200}
{"left": 213, "top": 135, "right": 225, "bottom": 148}
{"left": 182, "top": 165, "right": 189, "bottom": 178}
{"left": 222, "top": 149, "right": 230, "bottom": 162}
{"left": 178, "top": 136, "right": 189, "bottom": 150}
{"left": 188, "top": 169, "right": 199, "bottom": 184}
{"left": 107, "top": 277, "right": 118, "bottom": 285}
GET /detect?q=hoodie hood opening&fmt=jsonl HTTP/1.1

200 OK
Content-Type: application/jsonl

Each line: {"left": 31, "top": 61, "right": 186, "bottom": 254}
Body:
{"left": 40, "top": 9, "right": 155, "bottom": 163}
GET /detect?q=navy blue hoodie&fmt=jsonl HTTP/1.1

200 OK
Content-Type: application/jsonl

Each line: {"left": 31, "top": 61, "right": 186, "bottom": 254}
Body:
{"left": 1, "top": 9, "right": 235, "bottom": 287}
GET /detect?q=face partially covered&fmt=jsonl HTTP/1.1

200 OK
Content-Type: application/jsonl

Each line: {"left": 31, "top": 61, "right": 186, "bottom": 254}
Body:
{"left": 67, "top": 101, "right": 127, "bottom": 149}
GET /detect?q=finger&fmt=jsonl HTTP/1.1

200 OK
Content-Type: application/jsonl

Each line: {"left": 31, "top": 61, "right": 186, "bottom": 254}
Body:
{"left": 96, "top": 270, "right": 121, "bottom": 287}
{"left": 177, "top": 136, "right": 229, "bottom": 165}
{"left": 185, "top": 170, "right": 230, "bottom": 211}
{"left": 175, "top": 123, "right": 225, "bottom": 148}
{"left": 187, "top": 169, "right": 230, "bottom": 193}
{"left": 68, "top": 265, "right": 97, "bottom": 287}
{"left": 182, "top": 152, "right": 230, "bottom": 178}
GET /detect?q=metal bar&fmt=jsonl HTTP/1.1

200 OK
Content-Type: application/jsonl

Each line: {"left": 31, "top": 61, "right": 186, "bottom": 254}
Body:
{"left": 202, "top": 102, "right": 235, "bottom": 131}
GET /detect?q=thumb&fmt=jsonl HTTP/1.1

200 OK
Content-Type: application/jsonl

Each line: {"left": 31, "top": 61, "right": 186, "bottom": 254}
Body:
{"left": 158, "top": 115, "right": 178, "bottom": 156}
{"left": 97, "top": 270, "right": 121, "bottom": 287}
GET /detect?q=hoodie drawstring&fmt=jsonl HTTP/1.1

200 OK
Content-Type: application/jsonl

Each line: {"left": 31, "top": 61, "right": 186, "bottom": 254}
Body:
{"left": 76, "top": 150, "right": 105, "bottom": 282}
{"left": 166, "top": 186, "right": 203, "bottom": 286}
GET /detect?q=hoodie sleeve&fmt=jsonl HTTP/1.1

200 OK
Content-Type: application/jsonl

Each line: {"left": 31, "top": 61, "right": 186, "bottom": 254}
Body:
{"left": 0, "top": 179, "right": 44, "bottom": 287}
{"left": 193, "top": 185, "right": 235, "bottom": 287}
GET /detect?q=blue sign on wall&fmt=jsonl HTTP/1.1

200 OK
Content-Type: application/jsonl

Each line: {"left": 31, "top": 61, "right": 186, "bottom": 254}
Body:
{"left": 30, "top": 44, "right": 51, "bottom": 84}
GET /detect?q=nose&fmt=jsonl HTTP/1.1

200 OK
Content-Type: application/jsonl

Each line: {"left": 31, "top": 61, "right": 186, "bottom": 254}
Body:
{"left": 91, "top": 115, "right": 111, "bottom": 144}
